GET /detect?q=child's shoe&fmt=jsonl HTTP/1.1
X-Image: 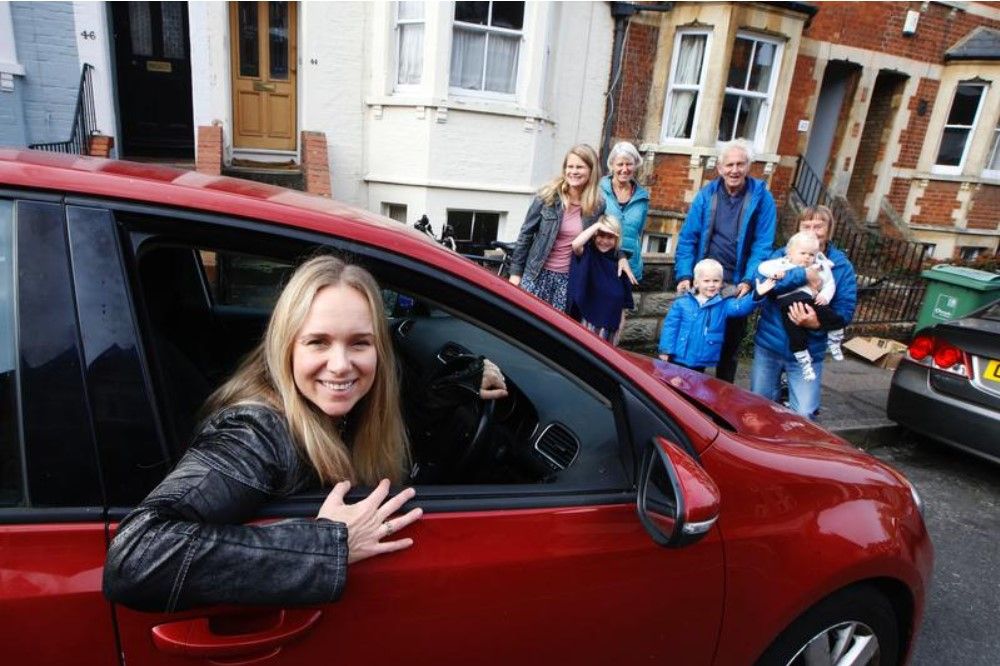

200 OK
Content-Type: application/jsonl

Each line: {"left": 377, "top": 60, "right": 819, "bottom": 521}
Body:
{"left": 794, "top": 350, "right": 816, "bottom": 382}
{"left": 827, "top": 329, "right": 845, "bottom": 361}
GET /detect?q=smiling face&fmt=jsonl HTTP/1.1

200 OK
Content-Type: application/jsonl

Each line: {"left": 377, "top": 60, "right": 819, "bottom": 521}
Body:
{"left": 564, "top": 152, "right": 592, "bottom": 194}
{"left": 717, "top": 147, "right": 750, "bottom": 195}
{"left": 694, "top": 270, "right": 723, "bottom": 298}
{"left": 611, "top": 155, "right": 636, "bottom": 186}
{"left": 292, "top": 284, "right": 377, "bottom": 420}
{"left": 595, "top": 229, "right": 618, "bottom": 253}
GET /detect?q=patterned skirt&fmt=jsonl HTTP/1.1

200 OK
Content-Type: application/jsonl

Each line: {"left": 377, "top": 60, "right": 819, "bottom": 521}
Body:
{"left": 581, "top": 317, "right": 623, "bottom": 345}
{"left": 521, "top": 269, "right": 569, "bottom": 312}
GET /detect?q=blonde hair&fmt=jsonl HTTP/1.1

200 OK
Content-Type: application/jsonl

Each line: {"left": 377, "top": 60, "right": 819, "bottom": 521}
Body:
{"left": 786, "top": 231, "right": 820, "bottom": 254}
{"left": 693, "top": 258, "right": 723, "bottom": 285}
{"left": 596, "top": 215, "right": 623, "bottom": 251}
{"left": 203, "top": 255, "right": 410, "bottom": 486}
{"left": 539, "top": 144, "right": 602, "bottom": 217}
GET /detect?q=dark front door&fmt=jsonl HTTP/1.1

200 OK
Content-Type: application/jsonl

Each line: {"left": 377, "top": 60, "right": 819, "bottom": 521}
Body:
{"left": 112, "top": 2, "right": 194, "bottom": 158}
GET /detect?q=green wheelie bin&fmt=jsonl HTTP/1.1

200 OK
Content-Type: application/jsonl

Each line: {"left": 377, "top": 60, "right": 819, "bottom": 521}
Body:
{"left": 915, "top": 264, "right": 1000, "bottom": 330}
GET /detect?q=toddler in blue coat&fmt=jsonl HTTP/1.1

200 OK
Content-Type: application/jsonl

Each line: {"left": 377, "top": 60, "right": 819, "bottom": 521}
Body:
{"left": 658, "top": 258, "right": 776, "bottom": 372}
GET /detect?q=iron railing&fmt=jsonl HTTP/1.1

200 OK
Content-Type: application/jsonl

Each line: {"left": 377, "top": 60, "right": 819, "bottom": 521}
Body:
{"left": 28, "top": 64, "right": 97, "bottom": 155}
{"left": 789, "top": 155, "right": 928, "bottom": 326}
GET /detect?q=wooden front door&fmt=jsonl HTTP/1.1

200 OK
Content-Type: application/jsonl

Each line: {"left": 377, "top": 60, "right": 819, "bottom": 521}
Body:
{"left": 229, "top": 2, "right": 297, "bottom": 151}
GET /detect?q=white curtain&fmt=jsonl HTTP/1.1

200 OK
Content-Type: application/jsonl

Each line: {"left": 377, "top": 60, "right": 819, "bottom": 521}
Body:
{"left": 450, "top": 28, "right": 486, "bottom": 90}
{"left": 484, "top": 34, "right": 519, "bottom": 93}
{"left": 129, "top": 2, "right": 152, "bottom": 57}
{"left": 397, "top": 2, "right": 424, "bottom": 85}
{"left": 665, "top": 34, "right": 706, "bottom": 138}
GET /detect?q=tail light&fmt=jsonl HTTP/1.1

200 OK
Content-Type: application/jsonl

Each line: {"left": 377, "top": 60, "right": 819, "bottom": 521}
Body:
{"left": 906, "top": 334, "right": 970, "bottom": 377}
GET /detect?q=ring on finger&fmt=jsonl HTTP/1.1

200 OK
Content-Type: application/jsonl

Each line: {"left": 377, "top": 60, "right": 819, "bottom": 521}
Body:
{"left": 382, "top": 520, "right": 393, "bottom": 537}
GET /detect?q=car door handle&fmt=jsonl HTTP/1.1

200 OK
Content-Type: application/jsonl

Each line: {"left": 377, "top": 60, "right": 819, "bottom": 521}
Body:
{"left": 152, "top": 609, "right": 322, "bottom": 660}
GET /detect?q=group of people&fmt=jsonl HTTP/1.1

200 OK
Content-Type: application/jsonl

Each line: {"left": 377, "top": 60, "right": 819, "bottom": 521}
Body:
{"left": 508, "top": 141, "right": 649, "bottom": 345}
{"left": 506, "top": 137, "right": 856, "bottom": 421}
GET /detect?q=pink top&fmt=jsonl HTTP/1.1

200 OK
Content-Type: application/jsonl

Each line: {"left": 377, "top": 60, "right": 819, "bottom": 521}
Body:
{"left": 543, "top": 204, "right": 583, "bottom": 274}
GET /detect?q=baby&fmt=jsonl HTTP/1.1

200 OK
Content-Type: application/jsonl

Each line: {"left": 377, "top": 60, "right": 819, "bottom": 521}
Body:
{"left": 757, "top": 231, "right": 845, "bottom": 381}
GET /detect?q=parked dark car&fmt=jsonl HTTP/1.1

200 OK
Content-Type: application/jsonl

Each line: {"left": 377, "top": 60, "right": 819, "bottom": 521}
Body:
{"left": 0, "top": 150, "right": 931, "bottom": 666}
{"left": 888, "top": 296, "right": 1000, "bottom": 463}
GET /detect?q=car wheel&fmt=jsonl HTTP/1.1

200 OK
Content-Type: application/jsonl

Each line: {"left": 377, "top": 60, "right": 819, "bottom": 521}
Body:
{"left": 756, "top": 585, "right": 899, "bottom": 666}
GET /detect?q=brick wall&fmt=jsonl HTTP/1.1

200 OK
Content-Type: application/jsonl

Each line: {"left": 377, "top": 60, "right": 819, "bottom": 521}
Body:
{"left": 848, "top": 74, "right": 902, "bottom": 218}
{"left": 896, "top": 78, "right": 940, "bottom": 169}
{"left": 10, "top": 2, "right": 80, "bottom": 146}
{"left": 967, "top": 184, "right": 1000, "bottom": 231}
{"left": 777, "top": 55, "right": 818, "bottom": 156}
{"left": 612, "top": 21, "right": 659, "bottom": 139}
{"left": 301, "top": 131, "right": 332, "bottom": 198}
{"left": 647, "top": 154, "right": 694, "bottom": 211}
{"left": 196, "top": 125, "right": 222, "bottom": 176}
{"left": 912, "top": 181, "right": 961, "bottom": 226}
{"left": 804, "top": 2, "right": 1000, "bottom": 63}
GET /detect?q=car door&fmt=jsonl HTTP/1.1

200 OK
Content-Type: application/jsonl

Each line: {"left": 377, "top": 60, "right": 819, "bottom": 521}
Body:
{"left": 0, "top": 200, "right": 120, "bottom": 665}
{"left": 88, "top": 206, "right": 726, "bottom": 664}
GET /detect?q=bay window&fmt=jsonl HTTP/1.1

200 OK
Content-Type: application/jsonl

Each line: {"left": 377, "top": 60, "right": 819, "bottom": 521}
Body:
{"left": 396, "top": 1, "right": 424, "bottom": 86}
{"left": 661, "top": 30, "right": 710, "bottom": 142}
{"left": 450, "top": 1, "right": 524, "bottom": 95}
{"left": 718, "top": 33, "right": 782, "bottom": 149}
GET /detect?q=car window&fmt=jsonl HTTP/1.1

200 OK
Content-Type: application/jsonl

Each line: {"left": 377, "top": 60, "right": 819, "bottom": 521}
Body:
{"left": 126, "top": 227, "right": 628, "bottom": 498}
{"left": 0, "top": 200, "right": 20, "bottom": 506}
{"left": 200, "top": 250, "right": 295, "bottom": 308}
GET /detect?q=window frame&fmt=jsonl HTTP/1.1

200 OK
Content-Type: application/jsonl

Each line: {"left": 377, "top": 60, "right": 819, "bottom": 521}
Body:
{"left": 394, "top": 0, "right": 425, "bottom": 90}
{"left": 95, "top": 199, "right": 655, "bottom": 513}
{"left": 932, "top": 81, "right": 988, "bottom": 176}
{"left": 448, "top": 0, "right": 525, "bottom": 100}
{"left": 717, "top": 31, "right": 784, "bottom": 152}
{"left": 660, "top": 28, "right": 712, "bottom": 145}
{"left": 981, "top": 116, "right": 1000, "bottom": 180}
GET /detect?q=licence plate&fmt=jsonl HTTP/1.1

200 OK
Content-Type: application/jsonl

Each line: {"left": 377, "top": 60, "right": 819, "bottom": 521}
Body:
{"left": 984, "top": 359, "right": 1000, "bottom": 384}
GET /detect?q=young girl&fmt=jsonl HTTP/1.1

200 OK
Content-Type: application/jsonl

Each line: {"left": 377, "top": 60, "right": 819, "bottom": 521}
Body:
{"left": 757, "top": 231, "right": 846, "bottom": 381}
{"left": 567, "top": 215, "right": 634, "bottom": 344}
{"left": 658, "top": 258, "right": 775, "bottom": 372}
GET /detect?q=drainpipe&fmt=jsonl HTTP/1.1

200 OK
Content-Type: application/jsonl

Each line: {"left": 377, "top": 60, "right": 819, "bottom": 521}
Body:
{"left": 600, "top": 2, "right": 673, "bottom": 166}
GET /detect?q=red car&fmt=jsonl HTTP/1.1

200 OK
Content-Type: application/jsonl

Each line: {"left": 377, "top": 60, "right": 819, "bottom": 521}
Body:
{"left": 0, "top": 150, "right": 931, "bottom": 665}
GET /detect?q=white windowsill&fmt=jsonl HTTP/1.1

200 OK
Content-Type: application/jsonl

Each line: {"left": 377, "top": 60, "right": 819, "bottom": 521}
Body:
{"left": 366, "top": 94, "right": 552, "bottom": 123}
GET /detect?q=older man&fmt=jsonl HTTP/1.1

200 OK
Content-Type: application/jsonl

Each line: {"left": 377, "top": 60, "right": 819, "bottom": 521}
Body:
{"left": 751, "top": 206, "right": 857, "bottom": 418}
{"left": 673, "top": 139, "right": 776, "bottom": 382}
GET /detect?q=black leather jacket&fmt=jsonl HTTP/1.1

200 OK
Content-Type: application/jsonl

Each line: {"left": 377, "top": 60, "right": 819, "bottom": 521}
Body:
{"left": 103, "top": 404, "right": 347, "bottom": 612}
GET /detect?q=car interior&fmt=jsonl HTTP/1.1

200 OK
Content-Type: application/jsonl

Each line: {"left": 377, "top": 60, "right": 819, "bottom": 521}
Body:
{"left": 128, "top": 222, "right": 630, "bottom": 493}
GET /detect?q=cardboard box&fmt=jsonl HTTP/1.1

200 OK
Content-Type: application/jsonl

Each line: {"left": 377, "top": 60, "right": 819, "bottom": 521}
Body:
{"left": 843, "top": 336, "right": 909, "bottom": 370}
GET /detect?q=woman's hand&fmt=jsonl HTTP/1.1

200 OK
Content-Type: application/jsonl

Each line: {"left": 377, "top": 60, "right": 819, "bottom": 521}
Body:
{"left": 676, "top": 279, "right": 691, "bottom": 295}
{"left": 479, "top": 359, "right": 509, "bottom": 400}
{"left": 318, "top": 479, "right": 423, "bottom": 564}
{"left": 508, "top": 275, "right": 522, "bottom": 287}
{"left": 618, "top": 258, "right": 639, "bottom": 285}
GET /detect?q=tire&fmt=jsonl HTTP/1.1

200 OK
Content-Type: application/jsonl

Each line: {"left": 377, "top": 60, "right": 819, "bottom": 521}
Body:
{"left": 756, "top": 584, "right": 900, "bottom": 666}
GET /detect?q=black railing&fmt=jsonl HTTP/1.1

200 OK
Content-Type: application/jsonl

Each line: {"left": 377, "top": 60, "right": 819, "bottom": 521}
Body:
{"left": 789, "top": 155, "right": 928, "bottom": 326}
{"left": 28, "top": 64, "right": 97, "bottom": 155}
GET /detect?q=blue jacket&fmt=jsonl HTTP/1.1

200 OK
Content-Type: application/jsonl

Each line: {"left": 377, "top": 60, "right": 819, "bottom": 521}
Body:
{"left": 754, "top": 244, "right": 857, "bottom": 362}
{"left": 599, "top": 176, "right": 650, "bottom": 280}
{"left": 658, "top": 291, "right": 762, "bottom": 368}
{"left": 674, "top": 176, "right": 776, "bottom": 287}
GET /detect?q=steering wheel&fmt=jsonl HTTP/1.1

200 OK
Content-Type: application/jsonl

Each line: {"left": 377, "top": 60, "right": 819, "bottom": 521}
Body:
{"left": 453, "top": 396, "right": 496, "bottom": 477}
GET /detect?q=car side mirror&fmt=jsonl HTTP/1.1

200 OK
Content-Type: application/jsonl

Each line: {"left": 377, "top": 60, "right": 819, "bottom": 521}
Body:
{"left": 637, "top": 436, "right": 720, "bottom": 548}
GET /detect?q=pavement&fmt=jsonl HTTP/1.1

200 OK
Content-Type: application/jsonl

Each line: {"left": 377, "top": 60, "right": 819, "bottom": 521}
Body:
{"left": 732, "top": 354, "right": 900, "bottom": 447}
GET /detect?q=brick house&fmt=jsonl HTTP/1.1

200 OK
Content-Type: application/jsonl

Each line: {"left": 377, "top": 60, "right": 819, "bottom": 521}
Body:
{"left": 610, "top": 0, "right": 1000, "bottom": 268}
